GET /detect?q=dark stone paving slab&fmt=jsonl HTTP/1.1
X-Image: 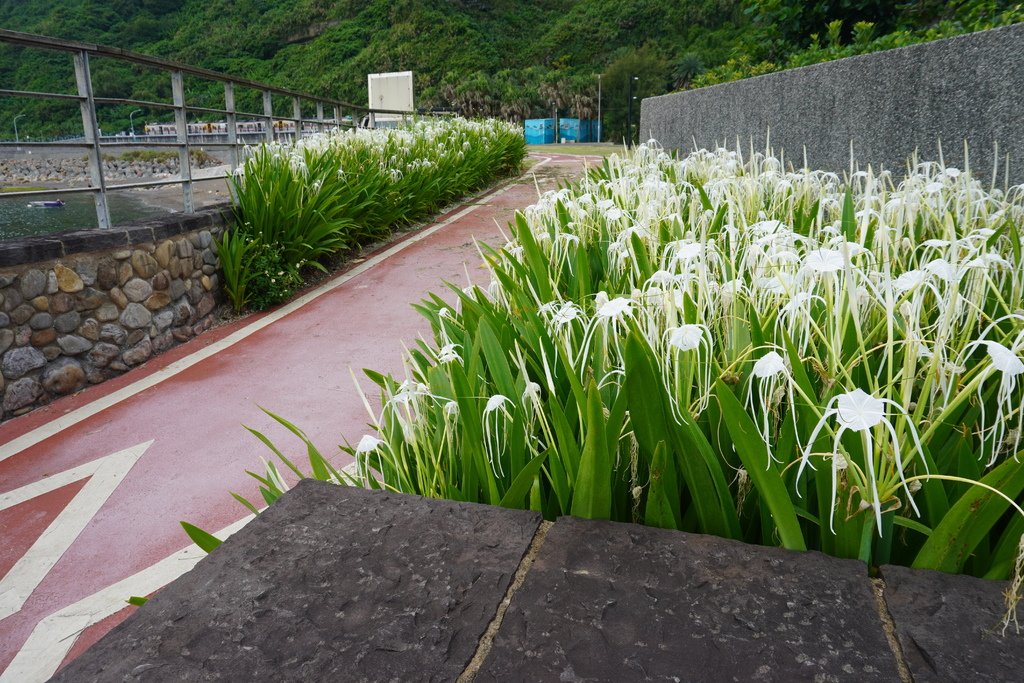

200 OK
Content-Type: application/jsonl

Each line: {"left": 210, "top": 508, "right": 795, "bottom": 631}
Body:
{"left": 477, "top": 516, "right": 900, "bottom": 682}
{"left": 881, "top": 564, "right": 1023, "bottom": 682}
{"left": 51, "top": 480, "right": 541, "bottom": 682}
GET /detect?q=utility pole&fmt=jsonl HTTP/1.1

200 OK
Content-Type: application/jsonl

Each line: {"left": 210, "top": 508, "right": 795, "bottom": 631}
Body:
{"left": 129, "top": 109, "right": 142, "bottom": 139}
{"left": 597, "top": 73, "right": 602, "bottom": 143}
{"left": 626, "top": 75, "right": 638, "bottom": 149}
{"left": 13, "top": 113, "right": 25, "bottom": 152}
{"left": 552, "top": 101, "right": 559, "bottom": 144}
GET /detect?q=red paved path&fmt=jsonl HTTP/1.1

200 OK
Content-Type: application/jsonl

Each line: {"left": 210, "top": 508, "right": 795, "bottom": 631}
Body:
{"left": 0, "top": 154, "right": 591, "bottom": 680}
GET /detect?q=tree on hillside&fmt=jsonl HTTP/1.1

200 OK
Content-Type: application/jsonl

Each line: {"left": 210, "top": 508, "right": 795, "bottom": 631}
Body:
{"left": 601, "top": 45, "right": 670, "bottom": 146}
{"left": 567, "top": 74, "right": 597, "bottom": 120}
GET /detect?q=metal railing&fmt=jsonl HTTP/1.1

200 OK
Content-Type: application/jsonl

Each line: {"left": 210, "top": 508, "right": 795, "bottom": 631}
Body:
{"left": 0, "top": 29, "right": 424, "bottom": 229}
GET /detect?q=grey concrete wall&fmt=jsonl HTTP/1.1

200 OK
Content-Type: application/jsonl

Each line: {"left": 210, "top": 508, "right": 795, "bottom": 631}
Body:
{"left": 640, "top": 23, "right": 1024, "bottom": 182}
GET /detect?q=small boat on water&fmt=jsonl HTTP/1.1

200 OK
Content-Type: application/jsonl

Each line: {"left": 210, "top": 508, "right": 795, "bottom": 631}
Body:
{"left": 26, "top": 200, "right": 65, "bottom": 208}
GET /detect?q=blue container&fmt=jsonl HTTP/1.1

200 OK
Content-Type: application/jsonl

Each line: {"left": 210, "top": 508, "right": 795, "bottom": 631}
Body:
{"left": 579, "top": 119, "right": 593, "bottom": 143}
{"left": 524, "top": 118, "right": 555, "bottom": 145}
{"left": 589, "top": 120, "right": 602, "bottom": 143}
{"left": 559, "top": 118, "right": 582, "bottom": 143}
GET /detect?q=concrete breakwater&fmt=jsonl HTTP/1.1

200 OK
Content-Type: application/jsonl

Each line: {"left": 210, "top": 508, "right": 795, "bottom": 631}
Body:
{"left": 0, "top": 153, "right": 223, "bottom": 186}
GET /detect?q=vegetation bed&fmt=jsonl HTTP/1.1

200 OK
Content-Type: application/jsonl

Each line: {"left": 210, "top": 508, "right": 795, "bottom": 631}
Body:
{"left": 232, "top": 140, "right": 1024, "bottom": 625}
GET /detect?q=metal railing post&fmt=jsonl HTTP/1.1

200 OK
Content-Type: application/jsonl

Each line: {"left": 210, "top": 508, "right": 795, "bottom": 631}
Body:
{"left": 170, "top": 70, "right": 194, "bottom": 213}
{"left": 316, "top": 101, "right": 324, "bottom": 133}
{"left": 224, "top": 81, "right": 238, "bottom": 170}
{"left": 262, "top": 90, "right": 274, "bottom": 143}
{"left": 333, "top": 106, "right": 342, "bottom": 130}
{"left": 73, "top": 50, "right": 111, "bottom": 229}
{"left": 292, "top": 96, "right": 302, "bottom": 142}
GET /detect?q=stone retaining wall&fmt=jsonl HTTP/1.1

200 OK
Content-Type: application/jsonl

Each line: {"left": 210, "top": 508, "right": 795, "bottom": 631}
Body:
{"left": 0, "top": 208, "right": 230, "bottom": 419}
{"left": 640, "top": 23, "right": 1024, "bottom": 183}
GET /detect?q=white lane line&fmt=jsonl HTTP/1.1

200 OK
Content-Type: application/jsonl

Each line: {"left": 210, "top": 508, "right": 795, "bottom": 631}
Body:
{"left": 0, "top": 441, "right": 152, "bottom": 621}
{"left": 1, "top": 514, "right": 253, "bottom": 683}
{"left": 0, "top": 173, "right": 539, "bottom": 464}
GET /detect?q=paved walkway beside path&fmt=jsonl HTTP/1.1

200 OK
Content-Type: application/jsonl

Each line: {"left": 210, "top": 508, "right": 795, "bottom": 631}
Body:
{"left": 0, "top": 153, "right": 594, "bottom": 681}
{"left": 52, "top": 481, "right": 1024, "bottom": 683}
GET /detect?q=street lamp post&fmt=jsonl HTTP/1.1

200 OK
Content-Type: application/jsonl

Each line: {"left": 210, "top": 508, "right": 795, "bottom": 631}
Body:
{"left": 597, "top": 73, "right": 602, "bottom": 144}
{"left": 13, "top": 113, "right": 25, "bottom": 152}
{"left": 129, "top": 109, "right": 142, "bottom": 139}
{"left": 626, "top": 75, "right": 639, "bottom": 149}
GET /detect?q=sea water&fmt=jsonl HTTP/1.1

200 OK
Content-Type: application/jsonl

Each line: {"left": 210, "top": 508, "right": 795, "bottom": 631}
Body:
{"left": 0, "top": 192, "right": 167, "bottom": 240}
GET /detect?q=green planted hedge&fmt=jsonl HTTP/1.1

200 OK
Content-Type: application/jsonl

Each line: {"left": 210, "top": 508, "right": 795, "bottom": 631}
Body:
{"left": 220, "top": 118, "right": 526, "bottom": 312}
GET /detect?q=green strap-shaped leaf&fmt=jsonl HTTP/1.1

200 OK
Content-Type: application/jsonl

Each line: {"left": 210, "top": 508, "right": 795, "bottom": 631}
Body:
{"left": 180, "top": 521, "right": 222, "bottom": 553}
{"left": 715, "top": 381, "right": 806, "bottom": 551}
{"left": 841, "top": 187, "right": 857, "bottom": 242}
{"left": 499, "top": 451, "right": 549, "bottom": 509}
{"left": 912, "top": 458, "right": 1024, "bottom": 573}
{"left": 570, "top": 381, "right": 611, "bottom": 520}
{"left": 645, "top": 441, "right": 680, "bottom": 529}
{"left": 623, "top": 334, "right": 738, "bottom": 537}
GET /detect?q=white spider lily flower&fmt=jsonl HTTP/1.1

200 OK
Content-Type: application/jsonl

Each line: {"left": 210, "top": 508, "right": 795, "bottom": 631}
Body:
{"left": 893, "top": 269, "right": 929, "bottom": 293}
{"left": 802, "top": 248, "right": 846, "bottom": 275}
{"left": 646, "top": 270, "right": 679, "bottom": 289}
{"left": 923, "top": 258, "right": 959, "bottom": 283}
{"left": 482, "top": 394, "right": 513, "bottom": 478}
{"left": 797, "top": 388, "right": 926, "bottom": 534}
{"left": 597, "top": 297, "right": 633, "bottom": 320}
{"left": 663, "top": 324, "right": 713, "bottom": 415}
{"left": 744, "top": 351, "right": 798, "bottom": 465}
{"left": 355, "top": 435, "right": 384, "bottom": 454}
{"left": 959, "top": 338, "right": 1024, "bottom": 465}
{"left": 436, "top": 343, "right": 462, "bottom": 364}
{"left": 522, "top": 381, "right": 542, "bottom": 403}
{"left": 778, "top": 291, "right": 822, "bottom": 353}
{"left": 667, "top": 324, "right": 706, "bottom": 351}
{"left": 550, "top": 302, "right": 583, "bottom": 328}
{"left": 718, "top": 279, "right": 746, "bottom": 309}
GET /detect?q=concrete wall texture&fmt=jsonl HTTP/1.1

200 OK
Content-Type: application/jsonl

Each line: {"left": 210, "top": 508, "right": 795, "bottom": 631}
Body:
{"left": 640, "top": 23, "right": 1024, "bottom": 182}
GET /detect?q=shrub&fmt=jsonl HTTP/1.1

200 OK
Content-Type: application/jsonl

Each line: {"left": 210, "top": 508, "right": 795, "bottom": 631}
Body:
{"left": 245, "top": 243, "right": 303, "bottom": 311}
{"left": 218, "top": 117, "right": 526, "bottom": 312}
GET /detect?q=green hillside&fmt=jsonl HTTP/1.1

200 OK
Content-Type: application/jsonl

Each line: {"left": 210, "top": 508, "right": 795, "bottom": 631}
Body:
{"left": 0, "top": 0, "right": 1021, "bottom": 143}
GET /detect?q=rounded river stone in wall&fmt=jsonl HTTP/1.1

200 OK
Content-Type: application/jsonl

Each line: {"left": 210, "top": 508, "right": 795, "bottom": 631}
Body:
{"left": 87, "top": 342, "right": 121, "bottom": 368}
{"left": 19, "top": 270, "right": 46, "bottom": 299}
{"left": 120, "top": 303, "right": 152, "bottom": 329}
{"left": 122, "top": 338, "right": 152, "bottom": 366}
{"left": 57, "top": 335, "right": 93, "bottom": 356}
{"left": 41, "top": 358, "right": 85, "bottom": 395}
{"left": 54, "top": 312, "right": 81, "bottom": 334}
{"left": 99, "top": 324, "right": 127, "bottom": 346}
{"left": 54, "top": 264, "right": 84, "bottom": 293}
{"left": 50, "top": 293, "right": 76, "bottom": 315}
{"left": 2, "top": 346, "right": 46, "bottom": 379}
{"left": 4, "top": 377, "right": 42, "bottom": 412}
{"left": 123, "top": 278, "right": 153, "bottom": 303}
{"left": 28, "top": 312, "right": 53, "bottom": 330}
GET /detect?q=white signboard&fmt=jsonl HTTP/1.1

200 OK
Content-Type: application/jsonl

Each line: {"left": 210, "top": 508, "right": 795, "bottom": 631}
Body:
{"left": 367, "top": 71, "right": 414, "bottom": 127}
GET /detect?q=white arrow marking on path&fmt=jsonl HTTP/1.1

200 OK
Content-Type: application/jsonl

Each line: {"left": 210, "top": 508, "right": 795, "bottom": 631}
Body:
{"left": 0, "top": 440, "right": 153, "bottom": 621}
{"left": 1, "top": 514, "right": 254, "bottom": 683}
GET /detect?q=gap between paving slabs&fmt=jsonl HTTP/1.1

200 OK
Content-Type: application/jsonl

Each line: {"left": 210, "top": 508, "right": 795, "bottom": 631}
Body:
{"left": 51, "top": 481, "right": 1023, "bottom": 682}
